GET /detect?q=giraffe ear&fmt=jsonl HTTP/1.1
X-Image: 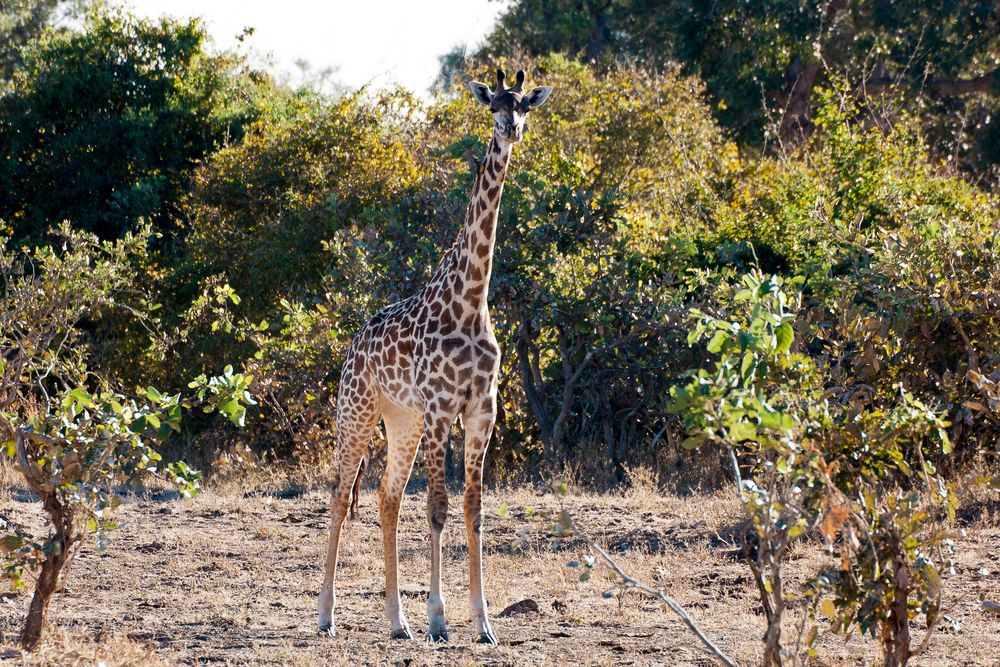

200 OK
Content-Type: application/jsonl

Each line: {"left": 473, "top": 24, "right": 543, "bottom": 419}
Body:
{"left": 468, "top": 81, "right": 493, "bottom": 107}
{"left": 523, "top": 86, "right": 553, "bottom": 109}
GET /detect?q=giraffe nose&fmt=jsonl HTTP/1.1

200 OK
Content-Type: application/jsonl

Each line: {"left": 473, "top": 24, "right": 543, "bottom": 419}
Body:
{"left": 504, "top": 123, "right": 514, "bottom": 135}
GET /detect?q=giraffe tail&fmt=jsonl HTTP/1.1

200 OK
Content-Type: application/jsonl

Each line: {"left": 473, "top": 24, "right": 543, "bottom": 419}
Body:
{"left": 348, "top": 455, "right": 366, "bottom": 521}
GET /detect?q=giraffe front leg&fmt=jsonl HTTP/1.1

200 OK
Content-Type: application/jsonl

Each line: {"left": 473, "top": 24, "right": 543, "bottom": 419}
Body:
{"left": 463, "top": 401, "right": 498, "bottom": 645}
{"left": 379, "top": 405, "right": 422, "bottom": 640}
{"left": 423, "top": 413, "right": 452, "bottom": 642}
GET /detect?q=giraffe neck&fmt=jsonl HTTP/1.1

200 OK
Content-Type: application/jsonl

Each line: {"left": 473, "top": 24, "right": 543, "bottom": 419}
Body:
{"left": 446, "top": 133, "right": 512, "bottom": 312}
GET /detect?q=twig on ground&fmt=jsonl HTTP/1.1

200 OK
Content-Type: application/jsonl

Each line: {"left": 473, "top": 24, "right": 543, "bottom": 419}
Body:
{"left": 559, "top": 509, "right": 739, "bottom": 667}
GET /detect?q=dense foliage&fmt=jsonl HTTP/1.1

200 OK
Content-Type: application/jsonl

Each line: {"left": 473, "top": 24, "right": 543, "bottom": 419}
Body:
{"left": 0, "top": 2, "right": 994, "bottom": 484}
{"left": 470, "top": 0, "right": 1000, "bottom": 181}
{"left": 0, "top": 8, "right": 264, "bottom": 242}
{"left": 671, "top": 272, "right": 960, "bottom": 665}
{"left": 0, "top": 226, "right": 254, "bottom": 647}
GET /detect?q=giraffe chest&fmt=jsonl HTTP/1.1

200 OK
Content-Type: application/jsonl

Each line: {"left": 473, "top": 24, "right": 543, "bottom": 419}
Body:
{"left": 360, "top": 293, "right": 500, "bottom": 415}
{"left": 412, "top": 306, "right": 500, "bottom": 408}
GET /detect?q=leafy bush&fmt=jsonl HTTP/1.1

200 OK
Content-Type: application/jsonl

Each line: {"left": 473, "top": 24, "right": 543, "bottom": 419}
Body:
{"left": 181, "top": 88, "right": 430, "bottom": 315}
{"left": 476, "top": 0, "right": 1000, "bottom": 179}
{"left": 154, "top": 57, "right": 1000, "bottom": 496}
{"left": 0, "top": 225, "right": 253, "bottom": 650}
{"left": 671, "top": 271, "right": 960, "bottom": 666}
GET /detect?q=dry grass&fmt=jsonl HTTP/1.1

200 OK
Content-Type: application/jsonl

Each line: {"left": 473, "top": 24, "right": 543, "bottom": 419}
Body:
{"left": 0, "top": 629, "right": 173, "bottom": 667}
{"left": 0, "top": 463, "right": 998, "bottom": 666}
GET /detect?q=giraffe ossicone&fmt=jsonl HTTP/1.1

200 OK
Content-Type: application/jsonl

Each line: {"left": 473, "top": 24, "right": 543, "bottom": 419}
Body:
{"left": 317, "top": 68, "right": 553, "bottom": 645}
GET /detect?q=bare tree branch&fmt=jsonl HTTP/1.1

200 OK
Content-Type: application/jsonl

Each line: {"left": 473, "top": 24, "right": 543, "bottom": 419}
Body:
{"left": 859, "top": 68, "right": 1000, "bottom": 99}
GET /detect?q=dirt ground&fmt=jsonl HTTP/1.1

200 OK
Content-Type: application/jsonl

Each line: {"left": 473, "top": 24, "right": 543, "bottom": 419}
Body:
{"left": 1, "top": 472, "right": 998, "bottom": 666}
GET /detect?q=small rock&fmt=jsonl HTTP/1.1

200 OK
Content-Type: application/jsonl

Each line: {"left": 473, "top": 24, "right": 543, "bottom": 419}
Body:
{"left": 498, "top": 598, "right": 540, "bottom": 617}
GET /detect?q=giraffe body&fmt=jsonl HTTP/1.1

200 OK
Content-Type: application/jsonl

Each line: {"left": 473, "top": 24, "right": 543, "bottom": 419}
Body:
{"left": 318, "top": 68, "right": 552, "bottom": 644}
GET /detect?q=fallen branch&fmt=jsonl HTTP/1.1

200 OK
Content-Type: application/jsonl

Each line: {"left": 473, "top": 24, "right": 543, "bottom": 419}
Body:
{"left": 559, "top": 510, "right": 739, "bottom": 667}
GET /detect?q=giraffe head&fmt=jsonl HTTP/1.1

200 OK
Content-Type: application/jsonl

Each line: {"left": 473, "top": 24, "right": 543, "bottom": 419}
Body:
{"left": 468, "top": 68, "right": 552, "bottom": 145}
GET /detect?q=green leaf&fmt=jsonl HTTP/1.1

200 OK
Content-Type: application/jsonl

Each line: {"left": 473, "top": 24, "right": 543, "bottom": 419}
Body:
{"left": 497, "top": 502, "right": 508, "bottom": 518}
{"left": 129, "top": 416, "right": 147, "bottom": 434}
{"left": 68, "top": 388, "right": 95, "bottom": 409}
{"left": 681, "top": 435, "right": 705, "bottom": 450}
{"left": 740, "top": 351, "right": 755, "bottom": 381}
{"left": 775, "top": 323, "right": 794, "bottom": 353}
{"left": 706, "top": 330, "right": 728, "bottom": 354}
{"left": 227, "top": 405, "right": 247, "bottom": 427}
{"left": 728, "top": 421, "right": 757, "bottom": 442}
{"left": 937, "top": 428, "right": 952, "bottom": 454}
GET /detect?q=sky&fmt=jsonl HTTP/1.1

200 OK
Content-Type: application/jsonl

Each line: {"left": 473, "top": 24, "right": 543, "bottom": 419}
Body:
{"left": 119, "top": 0, "right": 506, "bottom": 96}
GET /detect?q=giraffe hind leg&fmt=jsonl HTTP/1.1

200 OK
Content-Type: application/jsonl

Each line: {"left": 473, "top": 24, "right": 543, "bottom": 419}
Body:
{"left": 423, "top": 411, "right": 454, "bottom": 642}
{"left": 318, "top": 380, "right": 379, "bottom": 636}
{"left": 463, "top": 398, "right": 499, "bottom": 645}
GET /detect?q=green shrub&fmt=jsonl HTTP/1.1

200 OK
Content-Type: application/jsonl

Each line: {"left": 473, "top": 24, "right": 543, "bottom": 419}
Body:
{"left": 0, "top": 226, "right": 254, "bottom": 650}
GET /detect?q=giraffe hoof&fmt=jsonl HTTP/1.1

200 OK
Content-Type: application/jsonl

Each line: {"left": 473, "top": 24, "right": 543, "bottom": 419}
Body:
{"left": 476, "top": 631, "right": 499, "bottom": 645}
{"left": 390, "top": 628, "right": 414, "bottom": 640}
{"left": 425, "top": 630, "right": 449, "bottom": 643}
{"left": 317, "top": 625, "right": 335, "bottom": 638}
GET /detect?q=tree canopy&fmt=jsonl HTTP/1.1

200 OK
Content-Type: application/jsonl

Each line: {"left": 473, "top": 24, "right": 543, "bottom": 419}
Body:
{"left": 474, "top": 0, "right": 1000, "bottom": 179}
{"left": 0, "top": 8, "right": 263, "bottom": 242}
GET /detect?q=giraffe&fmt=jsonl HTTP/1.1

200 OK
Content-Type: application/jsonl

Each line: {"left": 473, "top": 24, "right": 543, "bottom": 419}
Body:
{"left": 317, "top": 68, "right": 552, "bottom": 644}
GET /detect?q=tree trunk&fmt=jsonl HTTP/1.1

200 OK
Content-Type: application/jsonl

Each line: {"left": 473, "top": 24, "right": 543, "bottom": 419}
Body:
{"left": 15, "top": 431, "right": 78, "bottom": 651}
{"left": 20, "top": 541, "right": 69, "bottom": 650}
{"left": 778, "top": 57, "right": 821, "bottom": 144}
{"left": 584, "top": 0, "right": 613, "bottom": 62}
{"left": 762, "top": 619, "right": 783, "bottom": 667}
{"left": 20, "top": 494, "right": 75, "bottom": 651}
{"left": 761, "top": 574, "right": 785, "bottom": 666}
{"left": 777, "top": 0, "right": 852, "bottom": 144}
{"left": 882, "top": 554, "right": 912, "bottom": 667}
{"left": 516, "top": 327, "right": 554, "bottom": 461}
